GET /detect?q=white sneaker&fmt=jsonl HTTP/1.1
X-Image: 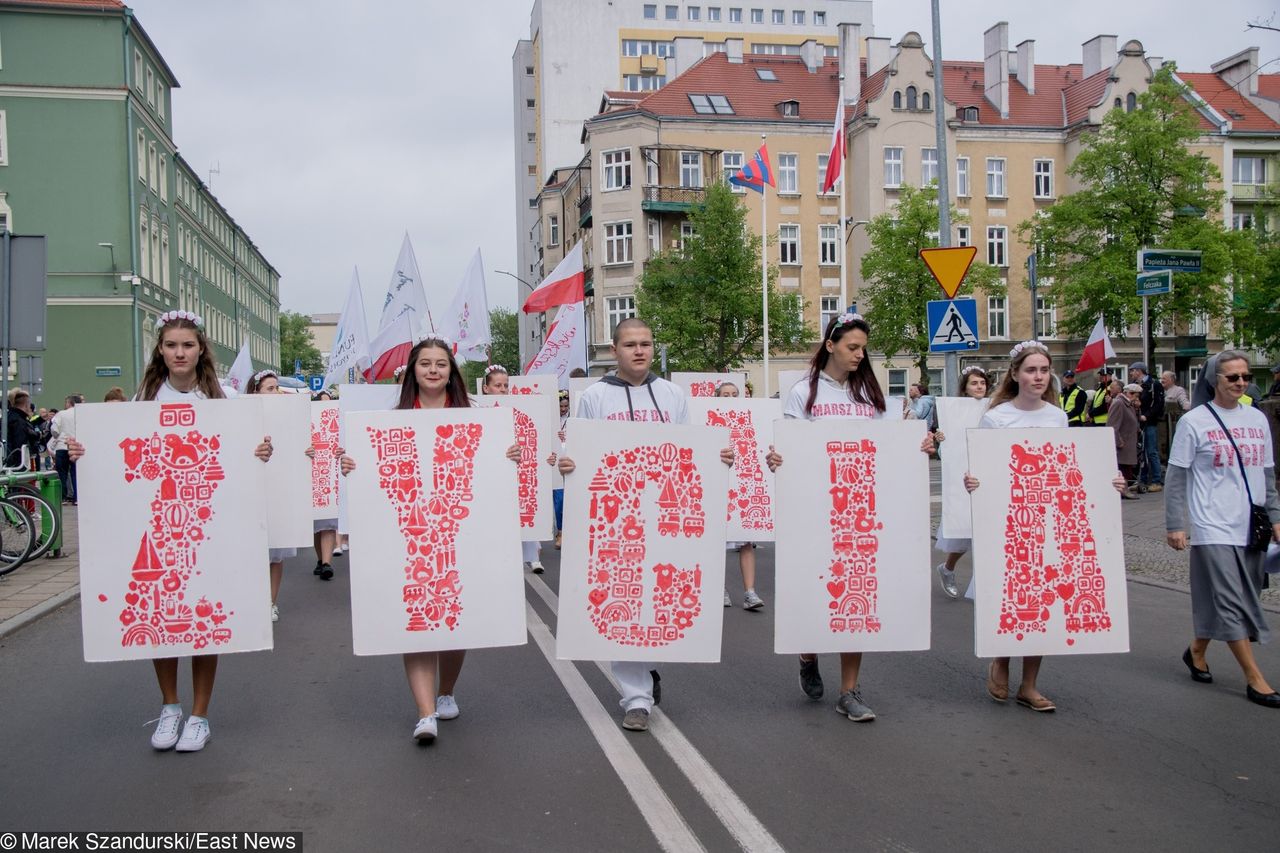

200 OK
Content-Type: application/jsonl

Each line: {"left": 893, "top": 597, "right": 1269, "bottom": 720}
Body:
{"left": 743, "top": 590, "right": 765, "bottom": 611}
{"left": 174, "top": 715, "right": 211, "bottom": 752}
{"left": 724, "top": 591, "right": 732, "bottom": 607}
{"left": 530, "top": 561, "right": 544, "bottom": 574}
{"left": 936, "top": 564, "right": 959, "bottom": 599}
{"left": 413, "top": 714, "right": 438, "bottom": 742}
{"left": 332, "top": 546, "right": 344, "bottom": 556}
{"left": 271, "top": 604, "right": 279, "bottom": 623}
{"left": 149, "top": 704, "right": 183, "bottom": 750}
{"left": 436, "top": 694, "right": 460, "bottom": 720}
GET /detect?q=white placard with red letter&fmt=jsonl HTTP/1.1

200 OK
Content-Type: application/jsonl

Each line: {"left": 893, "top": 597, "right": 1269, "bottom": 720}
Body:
{"left": 968, "top": 428, "right": 1129, "bottom": 657}
{"left": 336, "top": 383, "right": 400, "bottom": 531}
{"left": 76, "top": 400, "right": 271, "bottom": 662}
{"left": 344, "top": 407, "right": 525, "bottom": 656}
{"left": 254, "top": 393, "right": 313, "bottom": 547}
{"left": 477, "top": 374, "right": 557, "bottom": 397}
{"left": 671, "top": 372, "right": 749, "bottom": 399}
{"left": 687, "top": 397, "right": 780, "bottom": 541}
{"left": 556, "top": 419, "right": 730, "bottom": 663}
{"left": 477, "top": 392, "right": 557, "bottom": 539}
{"left": 773, "top": 419, "right": 931, "bottom": 653}
{"left": 310, "top": 401, "right": 341, "bottom": 519}
{"left": 936, "top": 397, "right": 989, "bottom": 539}
{"left": 569, "top": 376, "right": 597, "bottom": 419}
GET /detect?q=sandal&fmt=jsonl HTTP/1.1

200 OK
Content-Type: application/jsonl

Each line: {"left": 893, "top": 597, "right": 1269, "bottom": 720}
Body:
{"left": 986, "top": 662, "right": 1008, "bottom": 703}
{"left": 1015, "top": 693, "right": 1056, "bottom": 713}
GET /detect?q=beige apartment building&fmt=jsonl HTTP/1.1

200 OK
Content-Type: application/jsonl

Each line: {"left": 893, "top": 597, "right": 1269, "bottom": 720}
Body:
{"left": 537, "top": 22, "right": 1280, "bottom": 393}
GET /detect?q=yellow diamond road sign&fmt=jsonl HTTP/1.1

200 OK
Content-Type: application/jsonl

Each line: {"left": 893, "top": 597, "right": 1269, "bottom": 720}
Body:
{"left": 919, "top": 246, "right": 978, "bottom": 299}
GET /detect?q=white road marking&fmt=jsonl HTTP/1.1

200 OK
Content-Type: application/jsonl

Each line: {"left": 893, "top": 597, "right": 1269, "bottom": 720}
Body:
{"left": 527, "top": 574, "right": 785, "bottom": 853}
{"left": 523, "top": 601, "right": 706, "bottom": 853}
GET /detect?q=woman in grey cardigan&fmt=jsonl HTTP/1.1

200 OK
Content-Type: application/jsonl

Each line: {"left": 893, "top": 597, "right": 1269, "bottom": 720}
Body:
{"left": 1109, "top": 383, "right": 1140, "bottom": 498}
{"left": 1165, "top": 351, "right": 1280, "bottom": 708}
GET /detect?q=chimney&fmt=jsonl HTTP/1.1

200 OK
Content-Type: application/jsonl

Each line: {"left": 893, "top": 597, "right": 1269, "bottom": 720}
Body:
{"left": 800, "top": 38, "right": 823, "bottom": 74}
{"left": 1147, "top": 56, "right": 1164, "bottom": 72}
{"left": 1082, "top": 34, "right": 1117, "bottom": 79}
{"left": 983, "top": 22, "right": 1009, "bottom": 119}
{"left": 866, "top": 36, "right": 890, "bottom": 76}
{"left": 838, "top": 23, "right": 862, "bottom": 104}
{"left": 1212, "top": 47, "right": 1260, "bottom": 96}
{"left": 726, "top": 38, "right": 744, "bottom": 64}
{"left": 1016, "top": 39, "right": 1035, "bottom": 94}
{"left": 670, "top": 37, "right": 704, "bottom": 79}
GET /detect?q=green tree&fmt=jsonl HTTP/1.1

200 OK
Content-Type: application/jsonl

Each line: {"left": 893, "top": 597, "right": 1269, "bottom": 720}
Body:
{"left": 859, "top": 183, "right": 1003, "bottom": 381}
{"left": 1232, "top": 188, "right": 1280, "bottom": 352}
{"left": 461, "top": 307, "right": 521, "bottom": 386}
{"left": 636, "top": 182, "right": 811, "bottom": 372}
{"left": 1019, "top": 66, "right": 1258, "bottom": 354}
{"left": 279, "top": 310, "right": 323, "bottom": 373}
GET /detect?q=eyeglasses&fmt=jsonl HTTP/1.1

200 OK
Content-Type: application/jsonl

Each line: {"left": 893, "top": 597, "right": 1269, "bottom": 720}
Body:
{"left": 1221, "top": 373, "right": 1254, "bottom": 383}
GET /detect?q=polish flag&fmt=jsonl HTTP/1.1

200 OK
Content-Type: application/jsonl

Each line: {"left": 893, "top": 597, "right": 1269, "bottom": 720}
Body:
{"left": 1075, "top": 316, "right": 1116, "bottom": 373}
{"left": 525, "top": 300, "right": 586, "bottom": 389}
{"left": 821, "top": 94, "right": 844, "bottom": 194}
{"left": 363, "top": 313, "right": 414, "bottom": 382}
{"left": 523, "top": 241, "right": 584, "bottom": 314}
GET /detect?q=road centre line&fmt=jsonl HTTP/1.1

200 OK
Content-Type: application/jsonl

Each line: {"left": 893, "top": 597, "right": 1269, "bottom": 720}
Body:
{"left": 523, "top": 601, "right": 706, "bottom": 853}
{"left": 526, "top": 575, "right": 785, "bottom": 853}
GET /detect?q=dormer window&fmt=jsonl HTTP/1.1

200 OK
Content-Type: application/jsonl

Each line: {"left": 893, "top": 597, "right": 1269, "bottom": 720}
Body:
{"left": 777, "top": 100, "right": 800, "bottom": 117}
{"left": 689, "top": 93, "right": 735, "bottom": 114}
{"left": 963, "top": 106, "right": 979, "bottom": 122}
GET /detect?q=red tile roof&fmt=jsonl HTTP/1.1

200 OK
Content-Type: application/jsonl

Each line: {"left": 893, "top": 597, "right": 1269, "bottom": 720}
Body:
{"left": 1180, "top": 72, "right": 1280, "bottom": 132}
{"left": 1258, "top": 74, "right": 1280, "bottom": 102}
{"left": 0, "top": 0, "right": 125, "bottom": 8}
{"left": 626, "top": 53, "right": 840, "bottom": 123}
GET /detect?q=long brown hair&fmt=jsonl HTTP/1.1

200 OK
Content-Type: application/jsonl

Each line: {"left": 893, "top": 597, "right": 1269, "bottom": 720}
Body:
{"left": 395, "top": 339, "right": 471, "bottom": 411}
{"left": 956, "top": 366, "right": 989, "bottom": 397}
{"left": 136, "top": 319, "right": 225, "bottom": 402}
{"left": 988, "top": 345, "right": 1058, "bottom": 409}
{"left": 245, "top": 370, "right": 278, "bottom": 395}
{"left": 804, "top": 315, "right": 885, "bottom": 415}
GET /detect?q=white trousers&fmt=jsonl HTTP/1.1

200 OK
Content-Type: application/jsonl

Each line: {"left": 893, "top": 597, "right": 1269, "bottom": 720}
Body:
{"left": 612, "top": 660, "right": 655, "bottom": 713}
{"left": 522, "top": 540, "right": 541, "bottom": 561}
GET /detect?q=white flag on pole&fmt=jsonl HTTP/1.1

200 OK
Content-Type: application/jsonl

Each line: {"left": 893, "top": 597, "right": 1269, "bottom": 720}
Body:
{"left": 324, "top": 268, "right": 372, "bottom": 389}
{"left": 379, "top": 232, "right": 434, "bottom": 335}
{"left": 438, "top": 249, "right": 492, "bottom": 364}
{"left": 224, "top": 337, "right": 253, "bottom": 395}
{"left": 524, "top": 301, "right": 585, "bottom": 390}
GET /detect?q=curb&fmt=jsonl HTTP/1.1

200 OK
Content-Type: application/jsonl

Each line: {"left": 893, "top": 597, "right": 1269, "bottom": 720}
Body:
{"left": 1127, "top": 574, "right": 1280, "bottom": 616}
{"left": 0, "top": 586, "right": 80, "bottom": 640}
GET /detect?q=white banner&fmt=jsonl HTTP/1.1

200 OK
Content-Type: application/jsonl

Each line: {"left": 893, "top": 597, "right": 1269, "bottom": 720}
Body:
{"left": 224, "top": 338, "right": 252, "bottom": 395}
{"left": 475, "top": 374, "right": 558, "bottom": 397}
{"left": 526, "top": 301, "right": 586, "bottom": 389}
{"left": 76, "top": 400, "right": 271, "bottom": 661}
{"left": 687, "top": 398, "right": 780, "bottom": 541}
{"left": 671, "top": 372, "right": 749, "bottom": 398}
{"left": 324, "top": 269, "right": 371, "bottom": 388}
{"left": 344, "top": 407, "right": 525, "bottom": 655}
{"left": 438, "top": 248, "right": 491, "bottom": 363}
{"left": 569, "top": 375, "right": 598, "bottom": 418}
{"left": 968, "top": 428, "right": 1129, "bottom": 657}
{"left": 336, "top": 383, "right": 399, "bottom": 532}
{"left": 310, "top": 401, "right": 341, "bottom": 520}
{"left": 255, "top": 394, "right": 313, "bottom": 547}
{"left": 773, "top": 419, "right": 931, "bottom": 653}
{"left": 379, "top": 232, "right": 433, "bottom": 335}
{"left": 936, "top": 397, "right": 989, "bottom": 539}
{"left": 556, "top": 419, "right": 729, "bottom": 663}
{"left": 477, "top": 392, "right": 557, "bottom": 540}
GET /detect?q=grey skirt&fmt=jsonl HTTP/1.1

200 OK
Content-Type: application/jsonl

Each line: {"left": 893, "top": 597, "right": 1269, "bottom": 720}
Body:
{"left": 1189, "top": 545, "right": 1270, "bottom": 643}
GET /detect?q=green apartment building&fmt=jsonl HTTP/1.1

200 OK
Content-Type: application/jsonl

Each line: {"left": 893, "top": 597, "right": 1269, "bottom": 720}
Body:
{"left": 0, "top": 0, "right": 280, "bottom": 406}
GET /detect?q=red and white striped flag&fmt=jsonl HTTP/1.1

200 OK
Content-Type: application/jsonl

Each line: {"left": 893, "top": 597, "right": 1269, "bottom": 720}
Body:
{"left": 522, "top": 241, "right": 584, "bottom": 314}
{"left": 821, "top": 93, "right": 844, "bottom": 194}
{"left": 1074, "top": 315, "right": 1116, "bottom": 373}
{"left": 363, "top": 313, "right": 415, "bottom": 382}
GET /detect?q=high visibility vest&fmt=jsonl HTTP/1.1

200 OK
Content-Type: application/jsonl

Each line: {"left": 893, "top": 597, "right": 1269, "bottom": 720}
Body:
{"left": 1241, "top": 393, "right": 1253, "bottom": 407}
{"left": 1089, "top": 388, "right": 1110, "bottom": 425}
{"left": 1063, "top": 386, "right": 1087, "bottom": 424}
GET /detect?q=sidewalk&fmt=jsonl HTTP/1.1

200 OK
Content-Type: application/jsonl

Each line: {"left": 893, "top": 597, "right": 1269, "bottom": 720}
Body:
{"left": 0, "top": 505, "right": 80, "bottom": 637}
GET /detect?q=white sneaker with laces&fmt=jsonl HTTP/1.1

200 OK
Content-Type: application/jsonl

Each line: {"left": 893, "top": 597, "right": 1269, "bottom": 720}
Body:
{"left": 271, "top": 604, "right": 279, "bottom": 623}
{"left": 936, "top": 564, "right": 959, "bottom": 599}
{"left": 149, "top": 704, "right": 183, "bottom": 750}
{"left": 743, "top": 590, "right": 765, "bottom": 611}
{"left": 413, "top": 715, "right": 439, "bottom": 742}
{"left": 174, "top": 715, "right": 211, "bottom": 752}
{"left": 332, "top": 545, "right": 344, "bottom": 556}
{"left": 723, "top": 591, "right": 732, "bottom": 607}
{"left": 530, "top": 561, "right": 544, "bottom": 574}
{"left": 436, "top": 694, "right": 460, "bottom": 720}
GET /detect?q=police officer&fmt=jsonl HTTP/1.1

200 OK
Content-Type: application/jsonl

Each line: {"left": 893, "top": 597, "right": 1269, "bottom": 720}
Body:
{"left": 1061, "top": 369, "right": 1089, "bottom": 426}
{"left": 1088, "top": 371, "right": 1113, "bottom": 427}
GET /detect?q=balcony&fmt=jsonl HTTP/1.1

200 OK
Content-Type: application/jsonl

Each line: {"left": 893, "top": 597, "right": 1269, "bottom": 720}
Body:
{"left": 1232, "top": 183, "right": 1275, "bottom": 201}
{"left": 578, "top": 193, "right": 592, "bottom": 228}
{"left": 642, "top": 185, "right": 706, "bottom": 212}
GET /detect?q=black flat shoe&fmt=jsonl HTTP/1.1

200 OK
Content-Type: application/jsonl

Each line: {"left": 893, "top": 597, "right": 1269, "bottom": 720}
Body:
{"left": 1182, "top": 648, "right": 1213, "bottom": 684}
{"left": 1246, "top": 685, "right": 1280, "bottom": 708}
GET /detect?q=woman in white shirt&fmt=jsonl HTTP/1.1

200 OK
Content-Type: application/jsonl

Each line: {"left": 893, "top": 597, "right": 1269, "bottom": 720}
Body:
{"left": 1166, "top": 350, "right": 1280, "bottom": 708}
{"left": 765, "top": 313, "right": 933, "bottom": 722}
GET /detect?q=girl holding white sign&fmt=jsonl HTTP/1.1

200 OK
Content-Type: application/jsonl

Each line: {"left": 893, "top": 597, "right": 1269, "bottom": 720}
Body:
{"left": 246, "top": 370, "right": 296, "bottom": 623}
{"left": 765, "top": 313, "right": 933, "bottom": 723}
{"left": 68, "top": 311, "right": 274, "bottom": 752}
{"left": 340, "top": 337, "right": 521, "bottom": 743}
{"left": 963, "top": 341, "right": 1124, "bottom": 712}
{"left": 482, "top": 365, "right": 549, "bottom": 575}
{"left": 932, "top": 366, "right": 990, "bottom": 599}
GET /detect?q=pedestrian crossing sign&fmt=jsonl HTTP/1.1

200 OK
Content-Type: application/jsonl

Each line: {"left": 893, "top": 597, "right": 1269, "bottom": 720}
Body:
{"left": 927, "top": 298, "right": 980, "bottom": 353}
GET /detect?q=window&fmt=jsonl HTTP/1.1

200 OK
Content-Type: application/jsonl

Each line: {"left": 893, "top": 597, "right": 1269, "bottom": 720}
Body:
{"left": 607, "top": 296, "right": 637, "bottom": 335}
{"left": 648, "top": 218, "right": 661, "bottom": 252}
{"left": 1034, "top": 159, "right": 1054, "bottom": 198}
{"left": 817, "top": 154, "right": 833, "bottom": 193}
{"left": 644, "top": 4, "right": 657, "bottom": 18}
{"left": 526, "top": 98, "right": 535, "bottom": 108}
{"left": 688, "top": 6, "right": 700, "bottom": 20}
{"left": 956, "top": 157, "right": 969, "bottom": 196}
{"left": 1233, "top": 156, "right": 1265, "bottom": 185}
{"left": 157, "top": 84, "right": 165, "bottom": 119}
{"left": 987, "top": 296, "right": 1008, "bottom": 339}
{"left": 602, "top": 148, "right": 631, "bottom": 191}
{"left": 884, "top": 147, "right": 903, "bottom": 188}
{"left": 526, "top": 66, "right": 534, "bottom": 75}
{"left": 1190, "top": 312, "right": 1208, "bottom": 335}
{"left": 987, "top": 226, "right": 1008, "bottom": 267}
{"left": 708, "top": 7, "right": 721, "bottom": 21}
{"left": 814, "top": 11, "right": 826, "bottom": 25}
{"left": 1035, "top": 294, "right": 1057, "bottom": 338}
{"left": 134, "top": 50, "right": 143, "bottom": 90}
{"left": 985, "top": 157, "right": 1006, "bottom": 197}
{"left": 722, "top": 151, "right": 744, "bottom": 191}
{"left": 622, "top": 74, "right": 667, "bottom": 91}
{"left": 689, "top": 93, "right": 734, "bottom": 114}
{"left": 160, "top": 226, "right": 170, "bottom": 290}
{"left": 680, "top": 151, "right": 702, "bottom": 188}
{"left": 666, "top": 5, "right": 678, "bottom": 19}
{"left": 819, "top": 224, "right": 839, "bottom": 265}
{"left": 779, "top": 224, "right": 799, "bottom": 264}
{"left": 645, "top": 152, "right": 659, "bottom": 185}
{"left": 892, "top": 91, "right": 902, "bottom": 109}
{"left": 679, "top": 221, "right": 694, "bottom": 250}
{"left": 921, "top": 148, "right": 938, "bottom": 185}
{"left": 136, "top": 130, "right": 146, "bottom": 179}
{"left": 820, "top": 295, "right": 840, "bottom": 331}
{"left": 604, "top": 221, "right": 633, "bottom": 264}
{"left": 964, "top": 106, "right": 979, "bottom": 121}
{"left": 756, "top": 68, "right": 778, "bottom": 81}
{"left": 1125, "top": 92, "right": 1137, "bottom": 112}
{"left": 139, "top": 214, "right": 150, "bottom": 280}
{"left": 549, "top": 215, "right": 559, "bottom": 246}
{"left": 922, "top": 91, "right": 931, "bottom": 110}
{"left": 792, "top": 10, "right": 804, "bottom": 23}
{"left": 956, "top": 225, "right": 970, "bottom": 247}
{"left": 145, "top": 67, "right": 154, "bottom": 106}
{"left": 887, "top": 369, "right": 909, "bottom": 397}
{"left": 148, "top": 142, "right": 157, "bottom": 190}
{"left": 526, "top": 132, "right": 536, "bottom": 142}
{"left": 906, "top": 86, "right": 918, "bottom": 110}
{"left": 528, "top": 198, "right": 538, "bottom": 208}
{"left": 1232, "top": 212, "right": 1255, "bottom": 231}
{"left": 730, "top": 7, "right": 743, "bottom": 22}
{"left": 159, "top": 154, "right": 168, "bottom": 200}
{"left": 771, "top": 9, "right": 784, "bottom": 24}
{"left": 751, "top": 8, "right": 763, "bottom": 23}
{"left": 762, "top": 152, "right": 792, "bottom": 193}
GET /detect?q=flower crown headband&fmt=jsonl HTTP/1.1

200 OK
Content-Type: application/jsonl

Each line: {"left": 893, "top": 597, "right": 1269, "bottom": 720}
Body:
{"left": 252, "top": 369, "right": 278, "bottom": 383}
{"left": 156, "top": 310, "right": 204, "bottom": 330}
{"left": 827, "top": 312, "right": 865, "bottom": 340}
{"left": 1009, "top": 340, "right": 1049, "bottom": 359}
{"left": 484, "top": 364, "right": 508, "bottom": 377}
{"left": 415, "top": 332, "right": 455, "bottom": 349}
{"left": 393, "top": 365, "right": 408, "bottom": 379}
{"left": 961, "top": 365, "right": 987, "bottom": 377}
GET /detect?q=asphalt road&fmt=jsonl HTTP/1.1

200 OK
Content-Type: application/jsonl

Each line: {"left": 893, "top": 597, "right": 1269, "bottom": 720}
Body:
{"left": 1, "top": 542, "right": 1277, "bottom": 853}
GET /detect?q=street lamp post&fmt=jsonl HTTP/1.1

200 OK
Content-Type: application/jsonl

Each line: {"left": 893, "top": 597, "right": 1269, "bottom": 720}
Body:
{"left": 495, "top": 269, "right": 543, "bottom": 365}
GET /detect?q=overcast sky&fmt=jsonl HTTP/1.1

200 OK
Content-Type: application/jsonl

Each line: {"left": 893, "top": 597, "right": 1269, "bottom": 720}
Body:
{"left": 129, "top": 0, "right": 1274, "bottom": 323}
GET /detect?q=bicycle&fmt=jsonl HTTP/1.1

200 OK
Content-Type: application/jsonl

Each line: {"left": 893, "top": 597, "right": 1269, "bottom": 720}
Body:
{"left": 0, "top": 448, "right": 63, "bottom": 561}
{"left": 0, "top": 495, "right": 36, "bottom": 576}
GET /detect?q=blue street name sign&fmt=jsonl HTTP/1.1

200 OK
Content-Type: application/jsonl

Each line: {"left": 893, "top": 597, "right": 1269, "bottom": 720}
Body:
{"left": 927, "top": 298, "right": 981, "bottom": 353}
{"left": 1138, "top": 249, "right": 1201, "bottom": 273}
{"left": 1136, "top": 270, "right": 1173, "bottom": 296}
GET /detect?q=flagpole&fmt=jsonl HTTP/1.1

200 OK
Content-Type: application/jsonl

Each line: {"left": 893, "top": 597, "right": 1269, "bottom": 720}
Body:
{"left": 837, "top": 81, "right": 848, "bottom": 310}
{"left": 761, "top": 133, "right": 770, "bottom": 400}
